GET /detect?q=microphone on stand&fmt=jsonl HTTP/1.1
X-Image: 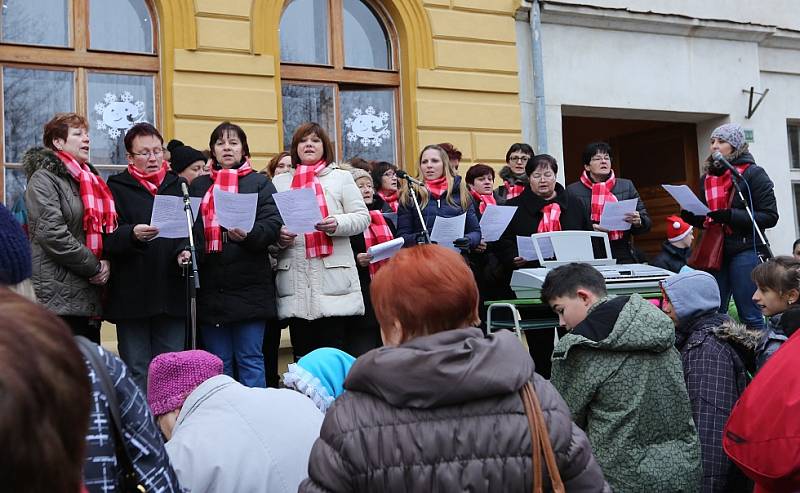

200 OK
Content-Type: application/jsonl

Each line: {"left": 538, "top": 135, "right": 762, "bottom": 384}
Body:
{"left": 396, "top": 169, "right": 425, "bottom": 187}
{"left": 711, "top": 151, "right": 743, "bottom": 179}
{"left": 180, "top": 179, "right": 192, "bottom": 204}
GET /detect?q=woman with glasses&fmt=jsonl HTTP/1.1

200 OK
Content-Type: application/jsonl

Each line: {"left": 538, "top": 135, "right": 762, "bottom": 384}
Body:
{"left": 371, "top": 161, "right": 399, "bottom": 212}
{"left": 497, "top": 154, "right": 591, "bottom": 378}
{"left": 566, "top": 141, "right": 651, "bottom": 264}
{"left": 496, "top": 143, "right": 534, "bottom": 203}
{"left": 102, "top": 122, "right": 188, "bottom": 391}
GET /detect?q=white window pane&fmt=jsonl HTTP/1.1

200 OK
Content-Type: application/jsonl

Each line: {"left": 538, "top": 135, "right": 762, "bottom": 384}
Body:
{"left": 1, "top": 0, "right": 69, "bottom": 47}
{"left": 341, "top": 88, "right": 396, "bottom": 163}
{"left": 3, "top": 68, "right": 74, "bottom": 163}
{"left": 3, "top": 166, "right": 27, "bottom": 213}
{"left": 89, "top": 0, "right": 154, "bottom": 54}
{"left": 280, "top": 0, "right": 329, "bottom": 65}
{"left": 282, "top": 84, "right": 337, "bottom": 155}
{"left": 88, "top": 72, "right": 154, "bottom": 165}
{"left": 789, "top": 124, "right": 800, "bottom": 169}
{"left": 343, "top": 0, "right": 390, "bottom": 70}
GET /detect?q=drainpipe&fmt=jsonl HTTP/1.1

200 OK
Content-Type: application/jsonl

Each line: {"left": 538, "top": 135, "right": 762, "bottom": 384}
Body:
{"left": 530, "top": 0, "right": 548, "bottom": 154}
{"left": 516, "top": 0, "right": 548, "bottom": 153}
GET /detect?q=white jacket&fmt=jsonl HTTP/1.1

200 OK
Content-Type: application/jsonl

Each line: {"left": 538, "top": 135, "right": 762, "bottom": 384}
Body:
{"left": 272, "top": 164, "right": 370, "bottom": 320}
{"left": 165, "top": 375, "right": 323, "bottom": 493}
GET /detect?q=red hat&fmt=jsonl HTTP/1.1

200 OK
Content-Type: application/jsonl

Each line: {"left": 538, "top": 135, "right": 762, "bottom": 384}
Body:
{"left": 666, "top": 215, "right": 692, "bottom": 242}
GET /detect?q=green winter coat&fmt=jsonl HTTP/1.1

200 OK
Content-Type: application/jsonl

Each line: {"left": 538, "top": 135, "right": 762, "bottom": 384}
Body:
{"left": 551, "top": 294, "right": 701, "bottom": 493}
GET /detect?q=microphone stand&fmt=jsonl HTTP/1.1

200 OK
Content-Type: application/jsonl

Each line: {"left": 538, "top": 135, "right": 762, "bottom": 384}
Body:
{"left": 400, "top": 175, "right": 431, "bottom": 244}
{"left": 181, "top": 187, "right": 200, "bottom": 349}
{"left": 731, "top": 174, "right": 773, "bottom": 261}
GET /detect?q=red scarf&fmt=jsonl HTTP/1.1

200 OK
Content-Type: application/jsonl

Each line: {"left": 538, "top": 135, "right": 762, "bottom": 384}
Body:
{"left": 579, "top": 170, "right": 623, "bottom": 241}
{"left": 378, "top": 190, "right": 399, "bottom": 212}
{"left": 127, "top": 161, "right": 168, "bottom": 196}
{"left": 469, "top": 190, "right": 497, "bottom": 214}
{"left": 291, "top": 160, "right": 333, "bottom": 258}
{"left": 200, "top": 160, "right": 253, "bottom": 253}
{"left": 504, "top": 181, "right": 525, "bottom": 200}
{"left": 56, "top": 151, "right": 117, "bottom": 258}
{"left": 425, "top": 176, "right": 448, "bottom": 199}
{"left": 538, "top": 203, "right": 562, "bottom": 233}
{"left": 704, "top": 163, "right": 750, "bottom": 230}
{"left": 364, "top": 210, "right": 394, "bottom": 277}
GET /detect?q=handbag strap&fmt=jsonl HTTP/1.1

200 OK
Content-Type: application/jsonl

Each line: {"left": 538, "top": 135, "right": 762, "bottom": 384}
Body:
{"left": 520, "top": 381, "right": 566, "bottom": 493}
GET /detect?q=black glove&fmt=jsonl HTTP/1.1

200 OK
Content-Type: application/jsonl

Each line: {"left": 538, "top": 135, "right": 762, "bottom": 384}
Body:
{"left": 453, "top": 237, "right": 471, "bottom": 251}
{"left": 680, "top": 209, "right": 705, "bottom": 228}
{"left": 707, "top": 209, "right": 732, "bottom": 225}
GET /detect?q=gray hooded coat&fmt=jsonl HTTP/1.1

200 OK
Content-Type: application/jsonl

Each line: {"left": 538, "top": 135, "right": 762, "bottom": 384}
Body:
{"left": 300, "top": 327, "right": 609, "bottom": 493}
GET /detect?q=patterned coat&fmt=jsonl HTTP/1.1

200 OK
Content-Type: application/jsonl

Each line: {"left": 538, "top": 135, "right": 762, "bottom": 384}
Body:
{"left": 551, "top": 294, "right": 702, "bottom": 492}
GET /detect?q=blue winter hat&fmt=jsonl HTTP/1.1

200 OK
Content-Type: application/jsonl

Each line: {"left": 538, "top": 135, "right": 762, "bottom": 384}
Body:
{"left": 661, "top": 270, "right": 721, "bottom": 324}
{"left": 283, "top": 348, "right": 356, "bottom": 413}
{"left": 0, "top": 203, "right": 32, "bottom": 285}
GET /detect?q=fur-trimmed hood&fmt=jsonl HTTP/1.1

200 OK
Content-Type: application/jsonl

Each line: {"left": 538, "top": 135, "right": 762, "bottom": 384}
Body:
{"left": 22, "top": 147, "right": 99, "bottom": 180}
{"left": 498, "top": 165, "right": 528, "bottom": 185}
{"left": 713, "top": 319, "right": 761, "bottom": 351}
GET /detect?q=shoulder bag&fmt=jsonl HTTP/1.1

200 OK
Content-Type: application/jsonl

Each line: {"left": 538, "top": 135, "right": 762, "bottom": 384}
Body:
{"left": 520, "top": 381, "right": 566, "bottom": 493}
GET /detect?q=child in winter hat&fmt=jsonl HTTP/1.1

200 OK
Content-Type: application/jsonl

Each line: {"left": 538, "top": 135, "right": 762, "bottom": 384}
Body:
{"left": 147, "top": 350, "right": 223, "bottom": 418}
{"left": 283, "top": 347, "right": 355, "bottom": 413}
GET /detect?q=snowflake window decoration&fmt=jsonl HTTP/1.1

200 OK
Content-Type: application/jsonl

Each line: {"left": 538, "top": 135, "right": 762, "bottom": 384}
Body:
{"left": 94, "top": 91, "right": 146, "bottom": 139}
{"left": 344, "top": 106, "right": 391, "bottom": 147}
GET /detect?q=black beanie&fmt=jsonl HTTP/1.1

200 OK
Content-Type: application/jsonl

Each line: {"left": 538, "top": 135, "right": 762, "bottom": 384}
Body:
{"left": 170, "top": 145, "right": 206, "bottom": 174}
{"left": 0, "top": 203, "right": 32, "bottom": 285}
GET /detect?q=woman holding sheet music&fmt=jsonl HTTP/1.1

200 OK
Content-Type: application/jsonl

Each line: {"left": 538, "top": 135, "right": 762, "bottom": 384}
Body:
{"left": 103, "top": 122, "right": 187, "bottom": 391}
{"left": 272, "top": 123, "right": 370, "bottom": 360}
{"left": 189, "top": 121, "right": 282, "bottom": 387}
{"left": 496, "top": 154, "right": 590, "bottom": 378}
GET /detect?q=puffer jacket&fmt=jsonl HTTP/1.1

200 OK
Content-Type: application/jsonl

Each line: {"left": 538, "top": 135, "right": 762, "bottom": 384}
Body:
{"left": 300, "top": 327, "right": 610, "bottom": 492}
{"left": 272, "top": 163, "right": 370, "bottom": 320}
{"left": 551, "top": 294, "right": 702, "bottom": 492}
{"left": 22, "top": 147, "right": 102, "bottom": 317}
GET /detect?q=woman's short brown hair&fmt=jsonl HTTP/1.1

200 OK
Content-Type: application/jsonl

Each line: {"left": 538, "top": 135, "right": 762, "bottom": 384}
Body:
{"left": 42, "top": 112, "right": 89, "bottom": 151}
{"left": 290, "top": 122, "right": 335, "bottom": 166}
{"left": 371, "top": 245, "right": 480, "bottom": 343}
{"left": 209, "top": 121, "right": 250, "bottom": 165}
{"left": 0, "top": 290, "right": 91, "bottom": 492}
{"left": 266, "top": 151, "right": 291, "bottom": 178}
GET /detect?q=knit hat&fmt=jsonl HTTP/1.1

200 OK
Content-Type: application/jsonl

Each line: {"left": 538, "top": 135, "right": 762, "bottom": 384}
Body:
{"left": 169, "top": 145, "right": 206, "bottom": 174}
{"left": 147, "top": 350, "right": 223, "bottom": 417}
{"left": 283, "top": 348, "right": 355, "bottom": 413}
{"left": 660, "top": 270, "right": 721, "bottom": 324}
{"left": 666, "top": 215, "right": 692, "bottom": 243}
{"left": 166, "top": 139, "right": 184, "bottom": 153}
{"left": 0, "top": 203, "right": 32, "bottom": 285}
{"left": 710, "top": 123, "right": 746, "bottom": 151}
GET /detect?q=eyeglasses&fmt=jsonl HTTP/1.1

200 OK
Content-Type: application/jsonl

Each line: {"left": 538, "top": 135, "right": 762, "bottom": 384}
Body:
{"left": 590, "top": 154, "right": 611, "bottom": 162}
{"left": 531, "top": 172, "right": 555, "bottom": 181}
{"left": 509, "top": 155, "right": 530, "bottom": 163}
{"left": 383, "top": 170, "right": 396, "bottom": 178}
{"left": 130, "top": 149, "right": 164, "bottom": 159}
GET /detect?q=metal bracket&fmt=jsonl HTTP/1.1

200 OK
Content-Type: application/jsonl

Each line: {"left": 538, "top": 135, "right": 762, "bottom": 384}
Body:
{"left": 743, "top": 86, "right": 769, "bottom": 119}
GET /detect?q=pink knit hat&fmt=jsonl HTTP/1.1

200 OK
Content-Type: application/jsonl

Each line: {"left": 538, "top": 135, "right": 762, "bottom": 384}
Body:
{"left": 147, "top": 350, "right": 223, "bottom": 417}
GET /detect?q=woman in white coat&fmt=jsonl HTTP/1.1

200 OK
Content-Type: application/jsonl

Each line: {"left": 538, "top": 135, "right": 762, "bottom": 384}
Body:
{"left": 273, "top": 122, "right": 370, "bottom": 359}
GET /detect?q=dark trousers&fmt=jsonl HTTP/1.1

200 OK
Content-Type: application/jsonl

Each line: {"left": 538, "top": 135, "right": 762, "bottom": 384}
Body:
{"left": 263, "top": 320, "right": 284, "bottom": 388}
{"left": 289, "top": 316, "right": 349, "bottom": 360}
{"left": 61, "top": 316, "right": 101, "bottom": 344}
{"left": 116, "top": 315, "right": 186, "bottom": 392}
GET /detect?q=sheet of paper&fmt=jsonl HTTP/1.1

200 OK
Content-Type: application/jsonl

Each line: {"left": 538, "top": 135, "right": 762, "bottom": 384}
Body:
{"left": 599, "top": 198, "right": 638, "bottom": 231}
{"left": 213, "top": 188, "right": 258, "bottom": 232}
{"left": 517, "top": 236, "right": 537, "bottom": 261}
{"left": 662, "top": 184, "right": 710, "bottom": 216}
{"left": 479, "top": 205, "right": 517, "bottom": 242}
{"left": 430, "top": 213, "right": 466, "bottom": 251}
{"left": 272, "top": 188, "right": 323, "bottom": 234}
{"left": 535, "top": 236, "right": 556, "bottom": 259}
{"left": 150, "top": 195, "right": 201, "bottom": 239}
{"left": 368, "top": 237, "right": 404, "bottom": 263}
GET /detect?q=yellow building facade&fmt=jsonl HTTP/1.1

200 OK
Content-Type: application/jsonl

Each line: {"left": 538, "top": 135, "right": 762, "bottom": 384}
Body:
{"left": 0, "top": 0, "right": 523, "bottom": 206}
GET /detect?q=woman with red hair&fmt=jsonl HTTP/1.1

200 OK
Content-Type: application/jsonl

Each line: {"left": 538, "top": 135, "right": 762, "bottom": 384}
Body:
{"left": 300, "top": 244, "right": 609, "bottom": 492}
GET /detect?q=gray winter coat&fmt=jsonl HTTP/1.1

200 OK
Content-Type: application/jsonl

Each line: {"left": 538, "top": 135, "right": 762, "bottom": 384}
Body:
{"left": 23, "top": 147, "right": 102, "bottom": 317}
{"left": 300, "top": 327, "right": 610, "bottom": 493}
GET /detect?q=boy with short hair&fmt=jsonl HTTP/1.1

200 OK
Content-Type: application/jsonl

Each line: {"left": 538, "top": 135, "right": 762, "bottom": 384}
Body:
{"left": 542, "top": 262, "right": 701, "bottom": 492}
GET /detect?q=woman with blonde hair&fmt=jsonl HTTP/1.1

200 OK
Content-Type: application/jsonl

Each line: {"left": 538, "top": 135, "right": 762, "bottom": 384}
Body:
{"left": 396, "top": 144, "right": 480, "bottom": 249}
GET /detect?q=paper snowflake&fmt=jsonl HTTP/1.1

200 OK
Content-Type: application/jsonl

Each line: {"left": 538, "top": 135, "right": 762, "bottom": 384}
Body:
{"left": 94, "top": 91, "right": 146, "bottom": 139}
{"left": 344, "top": 106, "right": 391, "bottom": 148}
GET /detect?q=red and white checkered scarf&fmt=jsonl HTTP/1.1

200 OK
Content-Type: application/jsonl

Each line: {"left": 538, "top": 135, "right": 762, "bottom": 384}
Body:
{"left": 200, "top": 160, "right": 253, "bottom": 253}
{"left": 425, "top": 176, "right": 448, "bottom": 199}
{"left": 291, "top": 160, "right": 333, "bottom": 258}
{"left": 538, "top": 203, "right": 562, "bottom": 233}
{"left": 504, "top": 181, "right": 525, "bottom": 200}
{"left": 378, "top": 190, "right": 399, "bottom": 212}
{"left": 704, "top": 163, "right": 750, "bottom": 229}
{"left": 364, "top": 210, "right": 394, "bottom": 277}
{"left": 580, "top": 170, "right": 623, "bottom": 241}
{"left": 56, "top": 151, "right": 117, "bottom": 258}
{"left": 469, "top": 190, "right": 497, "bottom": 214}
{"left": 127, "top": 161, "right": 167, "bottom": 196}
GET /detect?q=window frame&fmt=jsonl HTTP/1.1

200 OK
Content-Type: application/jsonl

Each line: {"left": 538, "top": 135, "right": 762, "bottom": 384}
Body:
{"left": 279, "top": 0, "right": 402, "bottom": 164}
{"left": 0, "top": 0, "right": 160, "bottom": 205}
{"left": 788, "top": 121, "right": 800, "bottom": 237}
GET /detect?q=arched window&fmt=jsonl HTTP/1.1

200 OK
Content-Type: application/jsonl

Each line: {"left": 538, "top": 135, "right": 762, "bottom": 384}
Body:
{"left": 0, "top": 0, "right": 159, "bottom": 208}
{"left": 279, "top": 0, "right": 399, "bottom": 164}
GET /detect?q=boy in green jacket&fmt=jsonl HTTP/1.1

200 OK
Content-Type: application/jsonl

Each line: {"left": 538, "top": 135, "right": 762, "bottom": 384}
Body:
{"left": 542, "top": 262, "right": 701, "bottom": 492}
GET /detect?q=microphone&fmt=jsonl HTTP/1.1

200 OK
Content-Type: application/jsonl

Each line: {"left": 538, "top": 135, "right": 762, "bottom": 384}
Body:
{"left": 712, "top": 151, "right": 743, "bottom": 179}
{"left": 396, "top": 169, "right": 425, "bottom": 186}
{"left": 180, "top": 179, "right": 191, "bottom": 202}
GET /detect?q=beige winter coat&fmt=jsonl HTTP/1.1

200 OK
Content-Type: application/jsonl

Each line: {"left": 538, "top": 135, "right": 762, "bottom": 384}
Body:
{"left": 272, "top": 164, "right": 370, "bottom": 320}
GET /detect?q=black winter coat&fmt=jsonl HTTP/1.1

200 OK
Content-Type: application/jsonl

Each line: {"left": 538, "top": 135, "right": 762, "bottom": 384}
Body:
{"left": 683, "top": 154, "right": 778, "bottom": 256}
{"left": 189, "top": 171, "right": 283, "bottom": 325}
{"left": 650, "top": 240, "right": 691, "bottom": 273}
{"left": 496, "top": 184, "right": 591, "bottom": 270}
{"left": 566, "top": 176, "right": 651, "bottom": 264}
{"left": 103, "top": 170, "right": 186, "bottom": 321}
